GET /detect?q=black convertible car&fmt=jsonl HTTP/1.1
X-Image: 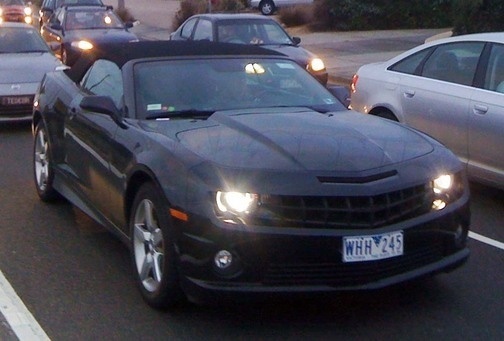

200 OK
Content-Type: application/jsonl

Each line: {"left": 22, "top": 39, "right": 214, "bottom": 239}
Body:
{"left": 32, "top": 41, "right": 470, "bottom": 309}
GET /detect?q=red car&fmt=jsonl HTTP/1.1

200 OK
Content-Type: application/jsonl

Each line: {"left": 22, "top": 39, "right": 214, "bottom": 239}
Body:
{"left": 0, "top": 0, "right": 33, "bottom": 24}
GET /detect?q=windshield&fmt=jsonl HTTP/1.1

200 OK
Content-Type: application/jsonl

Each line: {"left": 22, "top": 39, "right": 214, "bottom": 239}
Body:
{"left": 64, "top": 10, "right": 124, "bottom": 30}
{"left": 0, "top": 0, "right": 25, "bottom": 5}
{"left": 216, "top": 20, "right": 292, "bottom": 45}
{"left": 134, "top": 57, "right": 344, "bottom": 119}
{"left": 0, "top": 27, "right": 50, "bottom": 53}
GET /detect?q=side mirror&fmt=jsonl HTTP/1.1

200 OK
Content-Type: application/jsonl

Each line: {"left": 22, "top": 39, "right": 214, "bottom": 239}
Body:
{"left": 80, "top": 96, "right": 127, "bottom": 128}
{"left": 48, "top": 41, "right": 60, "bottom": 52}
{"left": 327, "top": 85, "right": 351, "bottom": 108}
{"left": 292, "top": 36, "right": 301, "bottom": 45}
{"left": 50, "top": 23, "right": 62, "bottom": 30}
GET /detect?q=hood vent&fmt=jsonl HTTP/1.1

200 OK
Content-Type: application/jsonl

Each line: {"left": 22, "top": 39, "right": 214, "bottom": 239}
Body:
{"left": 317, "top": 170, "right": 398, "bottom": 184}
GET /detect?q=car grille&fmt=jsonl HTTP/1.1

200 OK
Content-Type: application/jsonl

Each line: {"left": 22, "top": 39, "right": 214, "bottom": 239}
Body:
{"left": 252, "top": 184, "right": 432, "bottom": 229}
{"left": 0, "top": 96, "right": 34, "bottom": 119}
{"left": 263, "top": 239, "right": 444, "bottom": 287}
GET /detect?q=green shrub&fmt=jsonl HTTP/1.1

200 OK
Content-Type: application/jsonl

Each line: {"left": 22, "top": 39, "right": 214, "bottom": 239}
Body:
{"left": 311, "top": 0, "right": 453, "bottom": 31}
{"left": 452, "top": 0, "right": 504, "bottom": 35}
{"left": 172, "top": 0, "right": 207, "bottom": 31}
{"left": 278, "top": 5, "right": 312, "bottom": 27}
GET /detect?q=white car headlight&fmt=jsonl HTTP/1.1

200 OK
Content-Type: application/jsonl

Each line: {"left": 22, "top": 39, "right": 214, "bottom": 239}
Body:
{"left": 433, "top": 174, "right": 453, "bottom": 194}
{"left": 71, "top": 40, "right": 94, "bottom": 50}
{"left": 24, "top": 6, "right": 32, "bottom": 16}
{"left": 309, "top": 58, "right": 325, "bottom": 72}
{"left": 216, "top": 191, "right": 258, "bottom": 214}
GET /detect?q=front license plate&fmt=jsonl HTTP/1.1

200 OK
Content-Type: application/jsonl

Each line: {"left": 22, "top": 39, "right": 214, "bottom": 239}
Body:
{"left": 1, "top": 96, "right": 32, "bottom": 106}
{"left": 343, "top": 231, "right": 403, "bottom": 263}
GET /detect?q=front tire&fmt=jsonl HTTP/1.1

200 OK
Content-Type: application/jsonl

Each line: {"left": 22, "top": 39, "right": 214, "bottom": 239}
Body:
{"left": 33, "top": 121, "right": 59, "bottom": 202}
{"left": 259, "top": 0, "right": 275, "bottom": 15}
{"left": 130, "top": 182, "right": 184, "bottom": 309}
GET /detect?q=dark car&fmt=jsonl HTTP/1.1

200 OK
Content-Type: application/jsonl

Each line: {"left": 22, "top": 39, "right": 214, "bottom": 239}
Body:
{"left": 33, "top": 41, "right": 470, "bottom": 309}
{"left": 170, "top": 13, "right": 328, "bottom": 85}
{"left": 38, "top": 0, "right": 103, "bottom": 28}
{"left": 0, "top": 0, "right": 33, "bottom": 24}
{"left": 40, "top": 5, "right": 137, "bottom": 65}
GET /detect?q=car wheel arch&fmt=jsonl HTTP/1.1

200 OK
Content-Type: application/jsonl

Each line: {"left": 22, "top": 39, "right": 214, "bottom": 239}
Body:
{"left": 369, "top": 106, "right": 400, "bottom": 122}
{"left": 124, "top": 167, "right": 172, "bottom": 227}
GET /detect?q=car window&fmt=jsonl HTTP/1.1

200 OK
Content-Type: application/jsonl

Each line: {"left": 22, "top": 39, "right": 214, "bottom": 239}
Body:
{"left": 0, "top": 0, "right": 25, "bottom": 5}
{"left": 389, "top": 48, "right": 432, "bottom": 75}
{"left": 81, "top": 59, "right": 123, "bottom": 108}
{"left": 193, "top": 19, "right": 212, "bottom": 41}
{"left": 260, "top": 21, "right": 291, "bottom": 44}
{"left": 0, "top": 27, "right": 50, "bottom": 53}
{"left": 180, "top": 18, "right": 197, "bottom": 39}
{"left": 421, "top": 42, "right": 484, "bottom": 86}
{"left": 133, "top": 58, "right": 343, "bottom": 119}
{"left": 64, "top": 10, "right": 124, "bottom": 30}
{"left": 484, "top": 43, "right": 504, "bottom": 93}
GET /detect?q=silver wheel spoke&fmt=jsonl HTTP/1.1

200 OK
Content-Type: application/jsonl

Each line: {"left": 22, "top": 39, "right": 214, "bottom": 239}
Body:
{"left": 139, "top": 254, "right": 153, "bottom": 282}
{"left": 152, "top": 250, "right": 163, "bottom": 283}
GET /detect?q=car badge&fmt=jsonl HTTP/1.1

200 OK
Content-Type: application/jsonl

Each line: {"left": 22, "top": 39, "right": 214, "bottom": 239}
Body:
{"left": 10, "top": 84, "right": 21, "bottom": 91}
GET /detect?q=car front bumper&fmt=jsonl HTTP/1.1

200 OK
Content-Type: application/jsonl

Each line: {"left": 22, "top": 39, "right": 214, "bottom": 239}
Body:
{"left": 174, "top": 198, "right": 470, "bottom": 303}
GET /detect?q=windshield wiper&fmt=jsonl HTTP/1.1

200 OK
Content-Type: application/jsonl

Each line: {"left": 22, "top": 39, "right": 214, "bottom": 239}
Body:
{"left": 16, "top": 50, "right": 49, "bottom": 53}
{"left": 145, "top": 109, "right": 215, "bottom": 120}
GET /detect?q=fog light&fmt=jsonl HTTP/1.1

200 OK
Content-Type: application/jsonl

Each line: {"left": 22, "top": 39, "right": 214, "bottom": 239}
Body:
{"left": 214, "top": 250, "right": 233, "bottom": 269}
{"left": 432, "top": 199, "right": 446, "bottom": 210}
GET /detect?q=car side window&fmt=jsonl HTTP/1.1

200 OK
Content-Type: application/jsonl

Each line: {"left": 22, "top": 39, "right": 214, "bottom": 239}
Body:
{"left": 193, "top": 19, "right": 213, "bottom": 41}
{"left": 180, "top": 18, "right": 197, "bottom": 39}
{"left": 389, "top": 48, "right": 432, "bottom": 75}
{"left": 81, "top": 59, "right": 123, "bottom": 109}
{"left": 483, "top": 43, "right": 504, "bottom": 93}
{"left": 421, "top": 42, "right": 484, "bottom": 86}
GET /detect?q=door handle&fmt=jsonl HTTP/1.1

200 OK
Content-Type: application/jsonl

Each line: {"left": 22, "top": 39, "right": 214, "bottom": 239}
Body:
{"left": 473, "top": 104, "right": 488, "bottom": 115}
{"left": 403, "top": 89, "right": 415, "bottom": 98}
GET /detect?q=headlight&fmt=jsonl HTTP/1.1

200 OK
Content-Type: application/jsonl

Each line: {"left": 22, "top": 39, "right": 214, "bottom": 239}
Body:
{"left": 24, "top": 7, "right": 32, "bottom": 16}
{"left": 216, "top": 191, "right": 258, "bottom": 214}
{"left": 309, "top": 58, "right": 325, "bottom": 72}
{"left": 431, "top": 173, "right": 464, "bottom": 210}
{"left": 433, "top": 174, "right": 452, "bottom": 194}
{"left": 71, "top": 40, "right": 94, "bottom": 50}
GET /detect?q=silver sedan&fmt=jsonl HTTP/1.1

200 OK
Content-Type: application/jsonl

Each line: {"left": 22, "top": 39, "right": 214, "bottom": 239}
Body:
{"left": 350, "top": 32, "right": 504, "bottom": 190}
{"left": 0, "top": 22, "right": 63, "bottom": 121}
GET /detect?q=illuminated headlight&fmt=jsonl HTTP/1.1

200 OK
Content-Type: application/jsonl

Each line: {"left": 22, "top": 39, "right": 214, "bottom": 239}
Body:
{"left": 216, "top": 191, "right": 258, "bottom": 214}
{"left": 24, "top": 16, "right": 32, "bottom": 24}
{"left": 433, "top": 174, "right": 453, "bottom": 194}
{"left": 24, "top": 6, "right": 32, "bottom": 16}
{"left": 309, "top": 58, "right": 325, "bottom": 72}
{"left": 71, "top": 40, "right": 94, "bottom": 50}
{"left": 431, "top": 173, "right": 461, "bottom": 211}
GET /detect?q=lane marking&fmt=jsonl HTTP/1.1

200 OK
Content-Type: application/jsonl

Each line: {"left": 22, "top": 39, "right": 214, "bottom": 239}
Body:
{"left": 0, "top": 270, "right": 50, "bottom": 341}
{"left": 469, "top": 231, "right": 504, "bottom": 251}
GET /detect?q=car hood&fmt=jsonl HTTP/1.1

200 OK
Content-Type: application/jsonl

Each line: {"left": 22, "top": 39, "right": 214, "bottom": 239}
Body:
{"left": 261, "top": 44, "right": 315, "bottom": 66}
{"left": 64, "top": 29, "right": 138, "bottom": 43}
{"left": 0, "top": 53, "right": 61, "bottom": 84}
{"left": 173, "top": 108, "right": 434, "bottom": 172}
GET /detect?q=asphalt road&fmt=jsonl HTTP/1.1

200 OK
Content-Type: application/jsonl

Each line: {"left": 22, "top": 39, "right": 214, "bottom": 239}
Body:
{"left": 0, "top": 121, "right": 503, "bottom": 340}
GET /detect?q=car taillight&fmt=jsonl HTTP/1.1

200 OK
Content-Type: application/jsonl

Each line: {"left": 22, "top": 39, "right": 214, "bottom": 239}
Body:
{"left": 351, "top": 74, "right": 359, "bottom": 93}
